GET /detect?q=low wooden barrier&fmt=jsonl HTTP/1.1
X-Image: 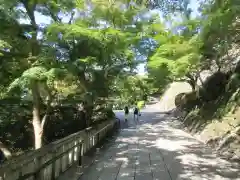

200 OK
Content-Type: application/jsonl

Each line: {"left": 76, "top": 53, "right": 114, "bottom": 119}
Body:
{"left": 0, "top": 119, "right": 120, "bottom": 180}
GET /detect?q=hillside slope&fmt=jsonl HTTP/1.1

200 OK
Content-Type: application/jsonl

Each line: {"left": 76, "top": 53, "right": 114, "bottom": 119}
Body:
{"left": 158, "top": 82, "right": 192, "bottom": 112}
{"left": 158, "top": 79, "right": 240, "bottom": 160}
{"left": 182, "top": 88, "right": 240, "bottom": 160}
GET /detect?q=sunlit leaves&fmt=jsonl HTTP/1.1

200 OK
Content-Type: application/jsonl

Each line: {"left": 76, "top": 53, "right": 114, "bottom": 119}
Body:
{"left": 8, "top": 66, "right": 67, "bottom": 92}
{"left": 75, "top": 0, "right": 85, "bottom": 9}
{"left": 200, "top": 0, "right": 240, "bottom": 60}
{"left": 113, "top": 75, "right": 150, "bottom": 104}
{"left": 2, "top": 0, "right": 154, "bottom": 105}
{"left": 22, "top": 66, "right": 48, "bottom": 81}
{"left": 171, "top": 52, "right": 200, "bottom": 77}
{"left": 0, "top": 40, "right": 11, "bottom": 48}
{"left": 147, "top": 27, "right": 202, "bottom": 88}
{"left": 0, "top": 40, "right": 11, "bottom": 56}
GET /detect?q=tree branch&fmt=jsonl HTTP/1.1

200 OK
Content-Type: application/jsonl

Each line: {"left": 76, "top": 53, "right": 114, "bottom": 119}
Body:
{"left": 68, "top": 11, "right": 75, "bottom": 24}
{"left": 20, "top": 0, "right": 37, "bottom": 27}
{"left": 44, "top": 4, "right": 61, "bottom": 23}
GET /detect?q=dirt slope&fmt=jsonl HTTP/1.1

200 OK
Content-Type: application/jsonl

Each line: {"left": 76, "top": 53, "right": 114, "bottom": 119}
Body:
{"left": 158, "top": 82, "right": 192, "bottom": 112}
{"left": 158, "top": 80, "right": 240, "bottom": 160}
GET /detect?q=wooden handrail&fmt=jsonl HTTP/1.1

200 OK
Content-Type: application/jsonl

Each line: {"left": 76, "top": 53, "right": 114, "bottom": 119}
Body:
{"left": 0, "top": 119, "right": 118, "bottom": 180}
{"left": 17, "top": 141, "right": 83, "bottom": 180}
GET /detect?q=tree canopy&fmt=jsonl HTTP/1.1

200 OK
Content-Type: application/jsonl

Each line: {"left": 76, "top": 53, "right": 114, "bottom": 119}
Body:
{"left": 146, "top": 0, "right": 240, "bottom": 91}
{"left": 0, "top": 0, "right": 239, "bottom": 158}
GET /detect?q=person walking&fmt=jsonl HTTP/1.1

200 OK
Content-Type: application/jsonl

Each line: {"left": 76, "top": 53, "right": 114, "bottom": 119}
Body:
{"left": 137, "top": 101, "right": 144, "bottom": 116}
{"left": 133, "top": 106, "right": 139, "bottom": 122}
{"left": 124, "top": 106, "right": 129, "bottom": 122}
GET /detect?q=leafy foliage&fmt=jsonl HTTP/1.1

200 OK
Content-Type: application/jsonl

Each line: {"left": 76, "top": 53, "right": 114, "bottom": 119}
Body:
{"left": 112, "top": 75, "right": 150, "bottom": 106}
{"left": 1, "top": 0, "right": 239, "bottom": 156}
{"left": 0, "top": 0, "right": 155, "bottom": 153}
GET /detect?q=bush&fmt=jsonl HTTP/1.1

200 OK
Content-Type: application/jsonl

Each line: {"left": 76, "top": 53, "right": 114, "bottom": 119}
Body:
{"left": 92, "top": 105, "right": 115, "bottom": 124}
{"left": 0, "top": 100, "right": 33, "bottom": 152}
{"left": 0, "top": 98, "right": 112, "bottom": 153}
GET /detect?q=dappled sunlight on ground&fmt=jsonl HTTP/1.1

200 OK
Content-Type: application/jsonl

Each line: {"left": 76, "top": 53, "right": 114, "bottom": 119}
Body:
{"left": 78, "top": 105, "right": 240, "bottom": 180}
{"left": 156, "top": 138, "right": 198, "bottom": 151}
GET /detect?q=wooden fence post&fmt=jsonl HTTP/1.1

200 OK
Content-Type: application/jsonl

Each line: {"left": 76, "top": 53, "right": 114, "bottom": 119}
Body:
{"left": 97, "top": 133, "right": 100, "bottom": 145}
{"left": 78, "top": 143, "right": 83, "bottom": 167}
{"left": 34, "top": 157, "right": 41, "bottom": 180}
{"left": 51, "top": 149, "right": 56, "bottom": 180}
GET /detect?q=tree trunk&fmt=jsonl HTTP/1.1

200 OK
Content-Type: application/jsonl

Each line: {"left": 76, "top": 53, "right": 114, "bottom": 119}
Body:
{"left": 196, "top": 70, "right": 204, "bottom": 85}
{"left": 186, "top": 73, "right": 197, "bottom": 91}
{"left": 22, "top": 1, "right": 45, "bottom": 149}
{"left": 0, "top": 141, "right": 12, "bottom": 160}
{"left": 198, "top": 74, "right": 204, "bottom": 85}
{"left": 83, "top": 101, "right": 93, "bottom": 127}
{"left": 32, "top": 113, "right": 43, "bottom": 149}
{"left": 77, "top": 71, "right": 94, "bottom": 127}
{"left": 31, "top": 81, "right": 43, "bottom": 149}
{"left": 186, "top": 79, "right": 196, "bottom": 91}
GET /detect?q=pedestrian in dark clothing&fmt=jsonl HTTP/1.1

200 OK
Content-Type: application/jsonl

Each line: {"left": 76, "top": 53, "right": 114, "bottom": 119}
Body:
{"left": 124, "top": 106, "right": 129, "bottom": 122}
{"left": 133, "top": 106, "right": 139, "bottom": 121}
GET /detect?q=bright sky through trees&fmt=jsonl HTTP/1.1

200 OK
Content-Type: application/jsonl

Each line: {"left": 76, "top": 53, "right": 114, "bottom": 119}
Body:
{"left": 17, "top": 0, "right": 200, "bottom": 76}
{"left": 137, "top": 0, "right": 200, "bottom": 76}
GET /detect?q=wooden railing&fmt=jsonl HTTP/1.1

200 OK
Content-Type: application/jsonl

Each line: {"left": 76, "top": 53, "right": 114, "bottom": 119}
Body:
{"left": 0, "top": 119, "right": 120, "bottom": 180}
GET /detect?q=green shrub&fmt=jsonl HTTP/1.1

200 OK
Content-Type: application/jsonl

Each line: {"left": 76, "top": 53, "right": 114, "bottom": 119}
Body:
{"left": 0, "top": 98, "right": 111, "bottom": 153}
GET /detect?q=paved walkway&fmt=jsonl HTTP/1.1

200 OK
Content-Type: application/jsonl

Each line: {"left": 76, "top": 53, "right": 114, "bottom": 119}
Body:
{"left": 78, "top": 108, "right": 240, "bottom": 180}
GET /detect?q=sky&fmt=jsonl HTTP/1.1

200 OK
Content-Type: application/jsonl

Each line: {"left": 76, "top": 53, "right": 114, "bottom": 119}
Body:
{"left": 22, "top": 0, "right": 201, "bottom": 76}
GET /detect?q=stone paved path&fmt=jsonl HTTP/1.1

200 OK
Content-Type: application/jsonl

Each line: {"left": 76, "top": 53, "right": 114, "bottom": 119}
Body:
{"left": 78, "top": 106, "right": 240, "bottom": 180}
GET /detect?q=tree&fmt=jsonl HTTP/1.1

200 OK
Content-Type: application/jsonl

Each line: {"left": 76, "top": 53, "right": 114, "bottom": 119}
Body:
{"left": 46, "top": 0, "right": 146, "bottom": 124}
{"left": 137, "top": 0, "right": 194, "bottom": 15}
{"left": 147, "top": 27, "right": 203, "bottom": 90}
{"left": 146, "top": 1, "right": 204, "bottom": 91}
{"left": 0, "top": 0, "right": 150, "bottom": 151}
{"left": 199, "top": 0, "right": 240, "bottom": 70}
{"left": 111, "top": 74, "right": 150, "bottom": 106}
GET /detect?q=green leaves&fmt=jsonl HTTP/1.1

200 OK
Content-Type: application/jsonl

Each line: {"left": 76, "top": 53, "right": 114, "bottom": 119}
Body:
{"left": 22, "top": 67, "right": 48, "bottom": 81}
{"left": 147, "top": 17, "right": 203, "bottom": 90}
{"left": 112, "top": 75, "right": 150, "bottom": 105}
{"left": 0, "top": 40, "right": 11, "bottom": 56}
{"left": 171, "top": 52, "right": 200, "bottom": 77}
{"left": 48, "top": 23, "right": 99, "bottom": 40}
{"left": 0, "top": 0, "right": 176, "bottom": 110}
{"left": 0, "top": 40, "right": 11, "bottom": 48}
{"left": 200, "top": 0, "right": 240, "bottom": 60}
{"left": 8, "top": 66, "right": 47, "bottom": 92}
{"left": 8, "top": 66, "right": 67, "bottom": 92}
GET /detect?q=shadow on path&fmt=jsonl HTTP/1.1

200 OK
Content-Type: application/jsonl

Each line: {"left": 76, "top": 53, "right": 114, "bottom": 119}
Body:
{"left": 78, "top": 110, "right": 240, "bottom": 180}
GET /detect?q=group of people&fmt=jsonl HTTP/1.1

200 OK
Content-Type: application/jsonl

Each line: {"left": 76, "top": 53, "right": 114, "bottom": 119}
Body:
{"left": 124, "top": 106, "right": 140, "bottom": 122}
